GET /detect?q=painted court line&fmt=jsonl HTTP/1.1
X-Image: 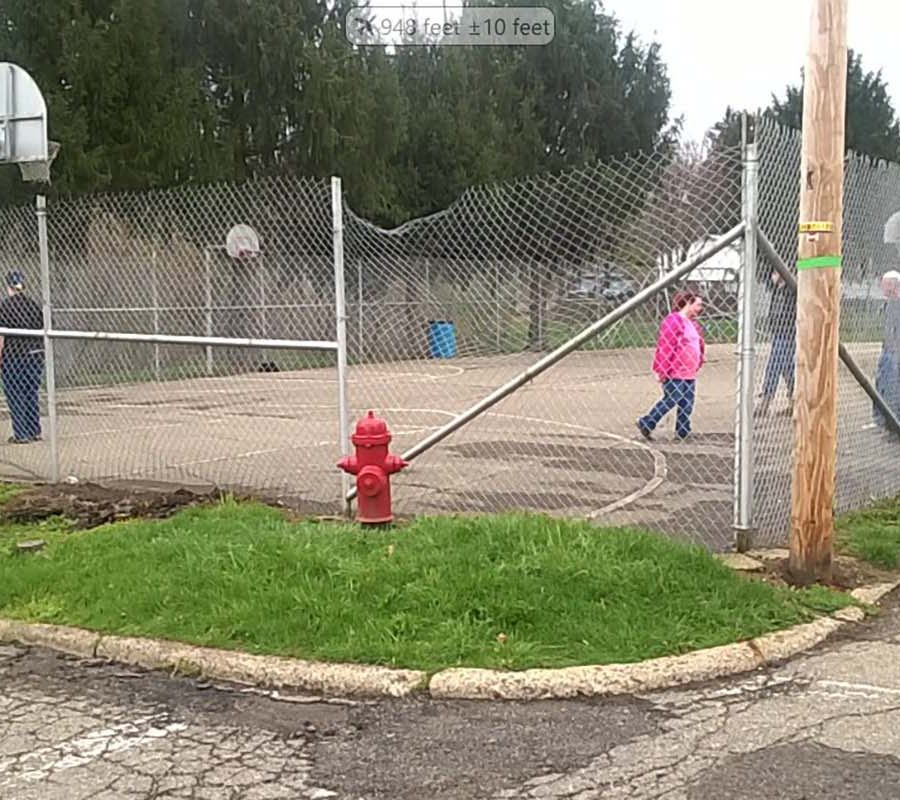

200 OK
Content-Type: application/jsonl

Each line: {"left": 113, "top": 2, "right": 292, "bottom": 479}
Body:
{"left": 483, "top": 410, "right": 667, "bottom": 519}
{"left": 812, "top": 680, "right": 900, "bottom": 699}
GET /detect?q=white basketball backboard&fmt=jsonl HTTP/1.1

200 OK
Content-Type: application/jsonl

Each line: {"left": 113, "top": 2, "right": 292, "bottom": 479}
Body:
{"left": 0, "top": 62, "right": 48, "bottom": 164}
{"left": 226, "top": 224, "right": 261, "bottom": 259}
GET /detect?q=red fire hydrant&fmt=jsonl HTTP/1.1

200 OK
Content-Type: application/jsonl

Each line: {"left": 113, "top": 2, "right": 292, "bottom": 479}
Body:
{"left": 338, "top": 411, "right": 408, "bottom": 524}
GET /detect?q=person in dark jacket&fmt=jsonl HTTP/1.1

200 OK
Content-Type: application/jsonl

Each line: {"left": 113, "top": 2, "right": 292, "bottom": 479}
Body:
{"left": 757, "top": 269, "right": 796, "bottom": 417}
{"left": 874, "top": 270, "right": 900, "bottom": 431}
{"left": 0, "top": 271, "right": 45, "bottom": 443}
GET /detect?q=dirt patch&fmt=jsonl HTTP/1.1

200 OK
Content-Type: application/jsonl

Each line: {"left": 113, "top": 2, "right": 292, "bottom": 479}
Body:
{"left": 747, "top": 551, "right": 899, "bottom": 593}
{"left": 0, "top": 482, "right": 225, "bottom": 529}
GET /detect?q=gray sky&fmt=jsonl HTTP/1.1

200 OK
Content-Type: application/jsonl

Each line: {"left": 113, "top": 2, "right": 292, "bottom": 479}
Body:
{"left": 602, "top": 0, "right": 900, "bottom": 143}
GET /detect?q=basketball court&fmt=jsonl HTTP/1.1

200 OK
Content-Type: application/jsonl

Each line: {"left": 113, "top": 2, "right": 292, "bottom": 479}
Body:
{"left": 0, "top": 343, "right": 739, "bottom": 546}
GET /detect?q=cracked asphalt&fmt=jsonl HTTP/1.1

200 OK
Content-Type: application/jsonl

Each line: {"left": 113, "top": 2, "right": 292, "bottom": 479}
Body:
{"left": 3, "top": 594, "right": 900, "bottom": 799}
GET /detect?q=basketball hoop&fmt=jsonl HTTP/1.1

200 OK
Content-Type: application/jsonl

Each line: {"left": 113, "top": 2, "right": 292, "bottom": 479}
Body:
{"left": 17, "top": 140, "right": 60, "bottom": 185}
{"left": 1, "top": 62, "right": 56, "bottom": 183}
{"left": 226, "top": 224, "right": 261, "bottom": 260}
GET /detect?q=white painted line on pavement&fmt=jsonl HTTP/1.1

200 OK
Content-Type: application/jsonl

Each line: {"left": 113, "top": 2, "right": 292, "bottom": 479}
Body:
{"left": 813, "top": 679, "right": 900, "bottom": 699}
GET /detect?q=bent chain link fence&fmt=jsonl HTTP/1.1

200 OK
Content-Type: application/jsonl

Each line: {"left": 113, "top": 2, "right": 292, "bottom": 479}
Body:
{"left": 344, "top": 144, "right": 744, "bottom": 549}
{"left": 755, "top": 116, "right": 900, "bottom": 546}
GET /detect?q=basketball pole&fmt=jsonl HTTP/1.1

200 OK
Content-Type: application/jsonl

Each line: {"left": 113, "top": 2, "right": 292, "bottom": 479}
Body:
{"left": 788, "top": 0, "right": 848, "bottom": 586}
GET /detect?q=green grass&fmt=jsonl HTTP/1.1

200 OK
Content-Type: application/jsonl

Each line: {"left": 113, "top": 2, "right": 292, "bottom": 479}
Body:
{"left": 489, "top": 315, "right": 739, "bottom": 354}
{"left": 837, "top": 496, "right": 900, "bottom": 569}
{"left": 0, "top": 499, "right": 852, "bottom": 672}
{"left": 0, "top": 482, "right": 30, "bottom": 507}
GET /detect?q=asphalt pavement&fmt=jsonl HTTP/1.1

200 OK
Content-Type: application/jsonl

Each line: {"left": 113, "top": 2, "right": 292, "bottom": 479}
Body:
{"left": 3, "top": 594, "right": 900, "bottom": 799}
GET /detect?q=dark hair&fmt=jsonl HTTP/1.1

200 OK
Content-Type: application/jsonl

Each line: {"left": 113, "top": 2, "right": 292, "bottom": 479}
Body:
{"left": 672, "top": 290, "right": 700, "bottom": 311}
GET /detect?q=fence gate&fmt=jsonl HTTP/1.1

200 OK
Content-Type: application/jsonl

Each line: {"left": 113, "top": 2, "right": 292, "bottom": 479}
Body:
{"left": 0, "top": 177, "right": 349, "bottom": 509}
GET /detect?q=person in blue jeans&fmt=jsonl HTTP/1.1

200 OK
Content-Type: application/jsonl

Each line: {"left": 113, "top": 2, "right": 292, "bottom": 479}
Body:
{"left": 0, "top": 271, "right": 45, "bottom": 444}
{"left": 874, "top": 270, "right": 900, "bottom": 432}
{"left": 637, "top": 290, "right": 706, "bottom": 441}
{"left": 757, "top": 269, "right": 796, "bottom": 417}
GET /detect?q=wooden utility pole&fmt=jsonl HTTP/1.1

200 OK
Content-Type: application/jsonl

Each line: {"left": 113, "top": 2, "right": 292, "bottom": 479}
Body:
{"left": 788, "top": 0, "right": 848, "bottom": 586}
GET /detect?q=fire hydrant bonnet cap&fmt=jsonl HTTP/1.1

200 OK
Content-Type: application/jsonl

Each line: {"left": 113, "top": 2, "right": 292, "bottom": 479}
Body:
{"left": 351, "top": 410, "right": 392, "bottom": 447}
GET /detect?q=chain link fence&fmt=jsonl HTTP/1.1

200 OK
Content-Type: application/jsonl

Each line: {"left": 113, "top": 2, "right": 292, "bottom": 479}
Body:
{"left": 0, "top": 118, "right": 897, "bottom": 549}
{"left": 0, "top": 178, "right": 344, "bottom": 506}
{"left": 754, "top": 116, "right": 900, "bottom": 545}
{"left": 343, "top": 144, "right": 744, "bottom": 548}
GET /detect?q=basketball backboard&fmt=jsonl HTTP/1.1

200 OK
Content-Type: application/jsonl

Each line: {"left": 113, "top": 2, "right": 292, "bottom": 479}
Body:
{"left": 226, "top": 224, "right": 261, "bottom": 259}
{"left": 0, "top": 62, "right": 48, "bottom": 165}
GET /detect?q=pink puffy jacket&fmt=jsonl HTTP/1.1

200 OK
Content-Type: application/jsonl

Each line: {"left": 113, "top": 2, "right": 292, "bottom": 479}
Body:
{"left": 651, "top": 311, "right": 706, "bottom": 380}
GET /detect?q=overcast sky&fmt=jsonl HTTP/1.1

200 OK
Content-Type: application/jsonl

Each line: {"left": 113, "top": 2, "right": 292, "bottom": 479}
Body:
{"left": 602, "top": 0, "right": 900, "bottom": 143}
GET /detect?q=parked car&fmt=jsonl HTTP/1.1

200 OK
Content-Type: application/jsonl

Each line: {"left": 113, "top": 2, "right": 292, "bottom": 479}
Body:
{"left": 569, "top": 270, "right": 637, "bottom": 303}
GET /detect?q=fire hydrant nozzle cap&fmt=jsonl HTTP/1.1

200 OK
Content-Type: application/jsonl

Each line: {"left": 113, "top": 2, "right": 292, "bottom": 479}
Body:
{"left": 350, "top": 410, "right": 392, "bottom": 447}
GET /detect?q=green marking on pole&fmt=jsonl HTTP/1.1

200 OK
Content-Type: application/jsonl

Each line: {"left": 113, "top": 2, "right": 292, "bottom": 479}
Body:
{"left": 796, "top": 255, "right": 842, "bottom": 271}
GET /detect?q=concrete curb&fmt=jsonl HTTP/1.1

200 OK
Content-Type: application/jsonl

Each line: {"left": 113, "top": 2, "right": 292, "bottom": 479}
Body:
{"left": 0, "top": 621, "right": 425, "bottom": 699}
{"left": 427, "top": 580, "right": 900, "bottom": 700}
{"left": 1, "top": 580, "right": 897, "bottom": 702}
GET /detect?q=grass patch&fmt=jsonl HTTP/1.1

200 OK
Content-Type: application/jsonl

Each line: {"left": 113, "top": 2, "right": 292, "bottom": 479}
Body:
{"left": 0, "top": 482, "right": 31, "bottom": 507}
{"left": 0, "top": 501, "right": 851, "bottom": 672}
{"left": 494, "top": 316, "right": 738, "bottom": 354}
{"left": 837, "top": 496, "right": 900, "bottom": 569}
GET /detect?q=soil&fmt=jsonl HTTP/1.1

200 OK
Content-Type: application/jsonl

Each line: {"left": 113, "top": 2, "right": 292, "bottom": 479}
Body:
{"left": 0, "top": 482, "right": 228, "bottom": 529}
{"left": 747, "top": 551, "right": 899, "bottom": 594}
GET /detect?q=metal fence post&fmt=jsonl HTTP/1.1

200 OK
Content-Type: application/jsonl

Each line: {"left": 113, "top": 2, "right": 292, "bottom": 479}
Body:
{"left": 204, "top": 248, "right": 213, "bottom": 375}
{"left": 734, "top": 124, "right": 758, "bottom": 552}
{"left": 495, "top": 261, "right": 502, "bottom": 351}
{"left": 259, "top": 254, "right": 267, "bottom": 339}
{"left": 357, "top": 260, "right": 364, "bottom": 362}
{"left": 332, "top": 177, "right": 352, "bottom": 515}
{"left": 151, "top": 249, "right": 161, "bottom": 380}
{"left": 37, "top": 195, "right": 59, "bottom": 483}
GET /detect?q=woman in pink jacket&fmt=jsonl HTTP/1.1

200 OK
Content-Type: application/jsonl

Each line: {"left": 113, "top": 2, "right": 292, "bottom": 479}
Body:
{"left": 636, "top": 290, "right": 706, "bottom": 441}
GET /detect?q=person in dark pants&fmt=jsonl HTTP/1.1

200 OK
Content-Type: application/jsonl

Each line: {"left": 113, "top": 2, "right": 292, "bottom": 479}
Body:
{"left": 757, "top": 269, "right": 797, "bottom": 417}
{"left": 0, "top": 271, "right": 45, "bottom": 444}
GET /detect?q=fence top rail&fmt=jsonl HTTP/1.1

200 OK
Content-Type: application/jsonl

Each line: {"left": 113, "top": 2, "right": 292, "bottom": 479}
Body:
{"left": 0, "top": 327, "right": 339, "bottom": 351}
{"left": 53, "top": 303, "right": 336, "bottom": 314}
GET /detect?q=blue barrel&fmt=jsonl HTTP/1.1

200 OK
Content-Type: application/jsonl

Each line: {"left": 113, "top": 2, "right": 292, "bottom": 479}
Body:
{"left": 428, "top": 320, "right": 457, "bottom": 358}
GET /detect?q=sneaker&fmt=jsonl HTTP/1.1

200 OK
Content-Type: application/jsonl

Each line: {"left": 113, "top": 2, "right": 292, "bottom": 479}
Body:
{"left": 636, "top": 420, "right": 653, "bottom": 441}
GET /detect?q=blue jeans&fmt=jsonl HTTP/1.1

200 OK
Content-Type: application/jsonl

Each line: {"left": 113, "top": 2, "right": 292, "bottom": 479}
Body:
{"left": 2, "top": 352, "right": 43, "bottom": 441}
{"left": 639, "top": 379, "right": 696, "bottom": 439}
{"left": 874, "top": 349, "right": 900, "bottom": 429}
{"left": 762, "top": 335, "right": 796, "bottom": 398}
